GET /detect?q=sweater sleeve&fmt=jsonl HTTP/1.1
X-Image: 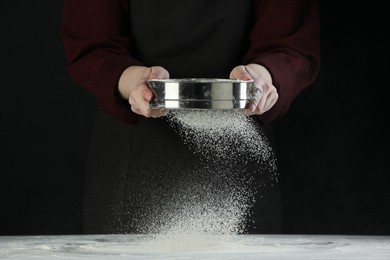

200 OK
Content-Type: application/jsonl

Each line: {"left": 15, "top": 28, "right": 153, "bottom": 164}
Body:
{"left": 60, "top": 0, "right": 143, "bottom": 124}
{"left": 244, "top": 0, "right": 321, "bottom": 126}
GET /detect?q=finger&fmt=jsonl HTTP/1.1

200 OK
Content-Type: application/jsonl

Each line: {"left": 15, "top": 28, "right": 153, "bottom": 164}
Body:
{"left": 138, "top": 94, "right": 169, "bottom": 118}
{"left": 129, "top": 67, "right": 170, "bottom": 117}
{"left": 242, "top": 65, "right": 259, "bottom": 82}
{"left": 244, "top": 94, "right": 269, "bottom": 115}
{"left": 129, "top": 83, "right": 153, "bottom": 114}
{"left": 253, "top": 91, "right": 278, "bottom": 114}
{"left": 241, "top": 107, "right": 260, "bottom": 116}
{"left": 241, "top": 108, "right": 252, "bottom": 116}
{"left": 262, "top": 93, "right": 278, "bottom": 113}
{"left": 260, "top": 83, "right": 278, "bottom": 111}
{"left": 249, "top": 82, "right": 262, "bottom": 103}
{"left": 150, "top": 109, "right": 169, "bottom": 118}
{"left": 243, "top": 81, "right": 261, "bottom": 113}
{"left": 130, "top": 105, "right": 141, "bottom": 115}
{"left": 230, "top": 65, "right": 252, "bottom": 81}
{"left": 160, "top": 109, "right": 169, "bottom": 117}
{"left": 144, "top": 108, "right": 169, "bottom": 118}
{"left": 142, "top": 86, "right": 153, "bottom": 101}
{"left": 149, "top": 66, "right": 170, "bottom": 80}
{"left": 144, "top": 66, "right": 169, "bottom": 101}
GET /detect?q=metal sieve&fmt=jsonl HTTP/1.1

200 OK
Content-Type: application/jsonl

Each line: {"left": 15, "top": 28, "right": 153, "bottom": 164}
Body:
{"left": 146, "top": 78, "right": 256, "bottom": 110}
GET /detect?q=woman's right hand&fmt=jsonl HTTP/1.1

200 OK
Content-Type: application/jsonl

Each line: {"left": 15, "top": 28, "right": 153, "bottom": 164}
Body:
{"left": 118, "top": 66, "right": 170, "bottom": 118}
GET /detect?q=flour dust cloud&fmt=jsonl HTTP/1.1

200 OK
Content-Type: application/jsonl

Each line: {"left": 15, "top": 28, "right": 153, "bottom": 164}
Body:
{"left": 114, "top": 109, "right": 278, "bottom": 244}
{"left": 152, "top": 110, "right": 278, "bottom": 237}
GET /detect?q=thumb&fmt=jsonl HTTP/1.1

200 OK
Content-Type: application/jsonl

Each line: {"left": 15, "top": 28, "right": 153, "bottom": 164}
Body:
{"left": 149, "top": 66, "right": 170, "bottom": 79}
{"left": 230, "top": 65, "right": 252, "bottom": 81}
{"left": 143, "top": 66, "right": 169, "bottom": 101}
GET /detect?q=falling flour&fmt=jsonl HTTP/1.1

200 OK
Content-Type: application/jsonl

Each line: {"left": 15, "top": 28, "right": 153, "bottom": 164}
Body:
{"left": 166, "top": 110, "right": 276, "bottom": 166}
{"left": 113, "top": 109, "right": 278, "bottom": 248}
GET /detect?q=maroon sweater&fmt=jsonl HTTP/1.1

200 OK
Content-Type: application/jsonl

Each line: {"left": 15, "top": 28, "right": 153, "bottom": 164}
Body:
{"left": 61, "top": 0, "right": 320, "bottom": 126}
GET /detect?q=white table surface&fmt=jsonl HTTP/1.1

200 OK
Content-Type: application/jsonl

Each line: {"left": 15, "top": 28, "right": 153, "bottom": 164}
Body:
{"left": 1, "top": 234, "right": 389, "bottom": 259}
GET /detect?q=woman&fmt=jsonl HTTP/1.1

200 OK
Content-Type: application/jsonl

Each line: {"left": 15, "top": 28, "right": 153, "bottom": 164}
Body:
{"left": 61, "top": 0, "right": 320, "bottom": 234}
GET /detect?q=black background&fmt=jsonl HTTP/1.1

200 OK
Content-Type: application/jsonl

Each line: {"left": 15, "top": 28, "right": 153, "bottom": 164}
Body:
{"left": 1, "top": 1, "right": 389, "bottom": 235}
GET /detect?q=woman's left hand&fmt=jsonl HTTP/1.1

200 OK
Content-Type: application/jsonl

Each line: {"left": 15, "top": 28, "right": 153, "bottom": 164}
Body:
{"left": 230, "top": 64, "right": 278, "bottom": 115}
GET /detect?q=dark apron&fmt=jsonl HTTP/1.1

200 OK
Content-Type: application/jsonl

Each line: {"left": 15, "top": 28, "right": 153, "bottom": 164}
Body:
{"left": 83, "top": 0, "right": 281, "bottom": 234}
